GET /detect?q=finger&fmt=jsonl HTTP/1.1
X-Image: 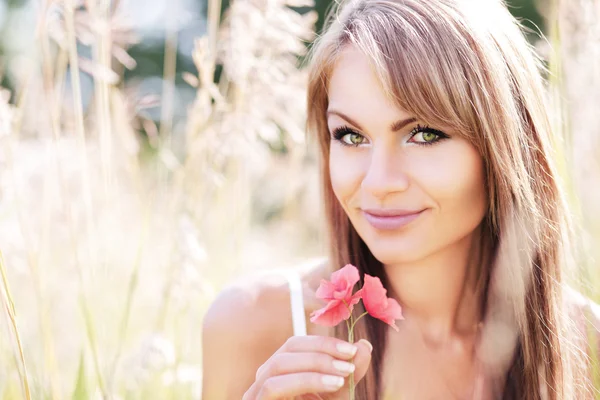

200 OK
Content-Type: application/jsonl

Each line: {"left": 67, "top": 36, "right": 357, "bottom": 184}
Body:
{"left": 256, "top": 372, "right": 345, "bottom": 399}
{"left": 255, "top": 352, "right": 356, "bottom": 382}
{"left": 277, "top": 335, "right": 359, "bottom": 360}
{"left": 352, "top": 339, "right": 373, "bottom": 385}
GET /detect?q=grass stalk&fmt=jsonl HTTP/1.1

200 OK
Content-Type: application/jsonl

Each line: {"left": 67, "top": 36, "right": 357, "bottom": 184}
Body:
{"left": 109, "top": 205, "right": 151, "bottom": 379}
{"left": 159, "top": 0, "right": 179, "bottom": 151}
{"left": 88, "top": 0, "right": 115, "bottom": 202}
{"left": 64, "top": 0, "right": 97, "bottom": 259}
{"left": 64, "top": 0, "right": 107, "bottom": 395}
{"left": 5, "top": 24, "right": 64, "bottom": 395}
{"left": 548, "top": 0, "right": 600, "bottom": 392}
{"left": 34, "top": 5, "right": 84, "bottom": 399}
{"left": 0, "top": 251, "right": 32, "bottom": 400}
{"left": 207, "top": 0, "right": 222, "bottom": 62}
{"left": 154, "top": 179, "right": 184, "bottom": 331}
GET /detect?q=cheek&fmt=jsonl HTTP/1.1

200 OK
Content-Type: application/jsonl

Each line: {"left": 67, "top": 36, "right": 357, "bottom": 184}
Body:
{"left": 328, "top": 146, "right": 366, "bottom": 204}
{"left": 421, "top": 142, "right": 487, "bottom": 220}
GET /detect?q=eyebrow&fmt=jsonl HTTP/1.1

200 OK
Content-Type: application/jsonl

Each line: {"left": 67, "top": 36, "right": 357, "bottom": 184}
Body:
{"left": 326, "top": 110, "right": 417, "bottom": 132}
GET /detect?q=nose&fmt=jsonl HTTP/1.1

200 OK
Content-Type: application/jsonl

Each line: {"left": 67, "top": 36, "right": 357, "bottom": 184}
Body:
{"left": 361, "top": 144, "right": 410, "bottom": 200}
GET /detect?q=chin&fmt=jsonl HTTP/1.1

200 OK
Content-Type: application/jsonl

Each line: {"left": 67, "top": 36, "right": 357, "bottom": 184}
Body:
{"left": 361, "top": 235, "right": 430, "bottom": 265}
{"left": 369, "top": 247, "right": 427, "bottom": 265}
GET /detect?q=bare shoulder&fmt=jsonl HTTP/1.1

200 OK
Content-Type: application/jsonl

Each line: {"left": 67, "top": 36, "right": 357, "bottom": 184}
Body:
{"left": 563, "top": 286, "right": 600, "bottom": 351}
{"left": 564, "top": 286, "right": 600, "bottom": 328}
{"left": 201, "top": 259, "right": 329, "bottom": 399}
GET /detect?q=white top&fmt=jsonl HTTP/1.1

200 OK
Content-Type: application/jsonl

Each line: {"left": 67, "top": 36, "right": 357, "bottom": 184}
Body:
{"left": 285, "top": 269, "right": 307, "bottom": 336}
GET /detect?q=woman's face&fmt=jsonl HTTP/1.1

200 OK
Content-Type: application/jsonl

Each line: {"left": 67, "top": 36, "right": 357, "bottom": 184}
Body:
{"left": 327, "top": 46, "right": 488, "bottom": 265}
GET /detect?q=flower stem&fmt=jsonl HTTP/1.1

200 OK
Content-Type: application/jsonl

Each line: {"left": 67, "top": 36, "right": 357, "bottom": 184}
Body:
{"left": 346, "top": 318, "right": 351, "bottom": 337}
{"left": 342, "top": 299, "right": 357, "bottom": 400}
{"left": 348, "top": 323, "right": 355, "bottom": 400}
{"left": 351, "top": 311, "right": 369, "bottom": 332}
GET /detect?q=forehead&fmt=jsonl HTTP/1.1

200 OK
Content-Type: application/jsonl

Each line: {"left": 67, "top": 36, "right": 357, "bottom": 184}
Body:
{"left": 327, "top": 45, "right": 412, "bottom": 123}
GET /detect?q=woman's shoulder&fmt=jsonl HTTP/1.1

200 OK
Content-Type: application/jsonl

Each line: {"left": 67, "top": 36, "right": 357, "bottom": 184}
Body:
{"left": 564, "top": 286, "right": 600, "bottom": 325}
{"left": 202, "top": 257, "right": 330, "bottom": 347}
{"left": 201, "top": 258, "right": 330, "bottom": 398}
{"left": 563, "top": 285, "right": 600, "bottom": 349}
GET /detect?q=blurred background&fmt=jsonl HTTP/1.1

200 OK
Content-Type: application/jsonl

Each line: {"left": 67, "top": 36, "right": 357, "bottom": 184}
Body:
{"left": 0, "top": 0, "right": 598, "bottom": 398}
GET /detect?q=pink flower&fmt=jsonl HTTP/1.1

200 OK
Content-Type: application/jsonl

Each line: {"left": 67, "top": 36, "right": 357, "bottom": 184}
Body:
{"left": 358, "top": 274, "right": 404, "bottom": 331}
{"left": 309, "top": 264, "right": 363, "bottom": 327}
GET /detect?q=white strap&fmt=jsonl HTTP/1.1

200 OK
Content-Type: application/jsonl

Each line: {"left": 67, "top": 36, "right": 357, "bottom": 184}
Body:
{"left": 286, "top": 270, "right": 307, "bottom": 336}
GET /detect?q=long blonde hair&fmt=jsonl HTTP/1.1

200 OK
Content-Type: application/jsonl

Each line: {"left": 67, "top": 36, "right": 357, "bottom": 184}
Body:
{"left": 306, "top": 0, "right": 592, "bottom": 398}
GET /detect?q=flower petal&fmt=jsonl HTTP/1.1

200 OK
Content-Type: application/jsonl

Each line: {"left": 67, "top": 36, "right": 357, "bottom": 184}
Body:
{"left": 362, "top": 274, "right": 403, "bottom": 330}
{"left": 362, "top": 275, "right": 388, "bottom": 314}
{"left": 315, "top": 279, "right": 337, "bottom": 300}
{"left": 310, "top": 264, "right": 363, "bottom": 327}
{"left": 330, "top": 264, "right": 360, "bottom": 294}
{"left": 379, "top": 298, "right": 404, "bottom": 331}
{"left": 309, "top": 299, "right": 351, "bottom": 326}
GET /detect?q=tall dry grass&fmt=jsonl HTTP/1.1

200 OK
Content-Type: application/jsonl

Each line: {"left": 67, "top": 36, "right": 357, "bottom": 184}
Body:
{"left": 0, "top": 0, "right": 318, "bottom": 398}
{"left": 0, "top": 0, "right": 597, "bottom": 399}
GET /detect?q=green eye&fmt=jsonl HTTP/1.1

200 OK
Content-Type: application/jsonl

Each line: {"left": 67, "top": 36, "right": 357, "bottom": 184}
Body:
{"left": 422, "top": 131, "right": 437, "bottom": 142}
{"left": 345, "top": 133, "right": 365, "bottom": 145}
{"left": 409, "top": 124, "right": 448, "bottom": 146}
{"left": 332, "top": 126, "right": 368, "bottom": 147}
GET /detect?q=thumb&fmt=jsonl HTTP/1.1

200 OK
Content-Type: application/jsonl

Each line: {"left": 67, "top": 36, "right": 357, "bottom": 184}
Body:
{"left": 352, "top": 339, "right": 373, "bottom": 384}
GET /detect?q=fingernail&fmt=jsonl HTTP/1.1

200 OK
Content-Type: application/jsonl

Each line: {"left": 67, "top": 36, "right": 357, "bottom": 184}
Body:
{"left": 359, "top": 339, "right": 373, "bottom": 353}
{"left": 332, "top": 360, "right": 355, "bottom": 374}
{"left": 336, "top": 342, "right": 358, "bottom": 356}
{"left": 322, "top": 374, "right": 344, "bottom": 388}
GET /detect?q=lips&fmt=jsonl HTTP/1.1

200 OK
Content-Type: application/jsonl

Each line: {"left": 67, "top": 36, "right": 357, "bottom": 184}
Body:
{"left": 361, "top": 208, "right": 425, "bottom": 230}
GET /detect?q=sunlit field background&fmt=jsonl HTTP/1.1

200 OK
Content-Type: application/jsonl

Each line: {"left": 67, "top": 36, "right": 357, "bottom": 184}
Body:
{"left": 0, "top": 0, "right": 598, "bottom": 398}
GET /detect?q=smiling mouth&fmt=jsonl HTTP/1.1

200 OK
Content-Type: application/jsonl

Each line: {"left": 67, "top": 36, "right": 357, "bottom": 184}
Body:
{"left": 361, "top": 209, "right": 426, "bottom": 230}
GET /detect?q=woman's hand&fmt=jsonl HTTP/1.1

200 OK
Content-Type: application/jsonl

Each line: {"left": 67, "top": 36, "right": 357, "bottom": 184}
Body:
{"left": 242, "top": 335, "right": 373, "bottom": 400}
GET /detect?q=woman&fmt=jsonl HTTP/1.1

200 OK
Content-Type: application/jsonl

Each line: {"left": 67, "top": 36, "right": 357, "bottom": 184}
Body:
{"left": 202, "top": 0, "right": 600, "bottom": 398}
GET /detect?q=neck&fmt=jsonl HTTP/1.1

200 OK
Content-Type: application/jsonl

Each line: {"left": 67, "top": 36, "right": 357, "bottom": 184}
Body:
{"left": 383, "top": 225, "right": 489, "bottom": 344}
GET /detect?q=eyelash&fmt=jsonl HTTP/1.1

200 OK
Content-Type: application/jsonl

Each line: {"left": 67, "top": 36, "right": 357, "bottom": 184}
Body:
{"left": 331, "top": 124, "right": 449, "bottom": 147}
